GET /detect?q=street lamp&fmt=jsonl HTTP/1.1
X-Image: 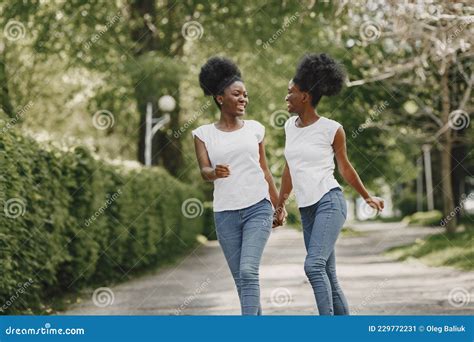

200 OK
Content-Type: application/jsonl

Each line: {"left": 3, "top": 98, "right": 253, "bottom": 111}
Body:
{"left": 144, "top": 95, "right": 176, "bottom": 167}
{"left": 422, "top": 144, "right": 434, "bottom": 211}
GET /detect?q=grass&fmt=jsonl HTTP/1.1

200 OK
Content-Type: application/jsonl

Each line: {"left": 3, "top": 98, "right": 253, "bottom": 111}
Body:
{"left": 386, "top": 227, "right": 474, "bottom": 271}
{"left": 340, "top": 226, "right": 366, "bottom": 237}
{"left": 366, "top": 216, "right": 404, "bottom": 223}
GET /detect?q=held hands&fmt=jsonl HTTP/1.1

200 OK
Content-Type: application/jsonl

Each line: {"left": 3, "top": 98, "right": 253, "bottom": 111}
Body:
{"left": 214, "top": 164, "right": 230, "bottom": 178}
{"left": 272, "top": 205, "right": 288, "bottom": 228}
{"left": 365, "top": 196, "right": 384, "bottom": 213}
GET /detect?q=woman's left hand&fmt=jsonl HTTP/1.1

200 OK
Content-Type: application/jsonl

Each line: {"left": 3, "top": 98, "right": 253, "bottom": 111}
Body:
{"left": 272, "top": 206, "right": 287, "bottom": 228}
{"left": 365, "top": 196, "right": 384, "bottom": 212}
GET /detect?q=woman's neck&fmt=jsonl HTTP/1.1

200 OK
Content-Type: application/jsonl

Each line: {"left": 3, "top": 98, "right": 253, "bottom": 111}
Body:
{"left": 217, "top": 112, "right": 243, "bottom": 129}
{"left": 296, "top": 108, "right": 320, "bottom": 127}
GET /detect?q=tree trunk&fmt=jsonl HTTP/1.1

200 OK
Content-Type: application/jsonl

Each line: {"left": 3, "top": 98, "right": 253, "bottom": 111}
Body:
{"left": 156, "top": 98, "right": 183, "bottom": 174}
{"left": 352, "top": 196, "right": 358, "bottom": 221}
{"left": 440, "top": 66, "right": 456, "bottom": 233}
{"left": 452, "top": 143, "right": 466, "bottom": 222}
{"left": 0, "top": 43, "right": 15, "bottom": 118}
{"left": 130, "top": 0, "right": 183, "bottom": 175}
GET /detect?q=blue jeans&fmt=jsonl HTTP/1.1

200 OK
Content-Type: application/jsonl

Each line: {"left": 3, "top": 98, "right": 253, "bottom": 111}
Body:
{"left": 299, "top": 187, "right": 349, "bottom": 315}
{"left": 214, "top": 198, "right": 273, "bottom": 315}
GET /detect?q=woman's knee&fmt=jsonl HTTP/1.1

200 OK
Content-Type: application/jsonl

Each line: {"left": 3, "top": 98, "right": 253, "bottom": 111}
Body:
{"left": 304, "top": 257, "right": 327, "bottom": 278}
{"left": 239, "top": 263, "right": 259, "bottom": 280}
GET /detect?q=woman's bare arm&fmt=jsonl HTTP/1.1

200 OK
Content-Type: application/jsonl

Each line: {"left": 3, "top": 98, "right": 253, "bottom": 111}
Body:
{"left": 333, "top": 127, "right": 384, "bottom": 211}
{"left": 258, "top": 139, "right": 279, "bottom": 208}
{"left": 194, "top": 137, "right": 230, "bottom": 181}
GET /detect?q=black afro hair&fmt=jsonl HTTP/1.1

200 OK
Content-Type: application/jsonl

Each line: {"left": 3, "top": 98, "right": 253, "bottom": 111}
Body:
{"left": 199, "top": 56, "right": 242, "bottom": 97}
{"left": 293, "top": 53, "right": 345, "bottom": 107}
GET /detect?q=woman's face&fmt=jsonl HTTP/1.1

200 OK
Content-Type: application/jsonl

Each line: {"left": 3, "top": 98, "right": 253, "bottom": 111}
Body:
{"left": 217, "top": 81, "right": 249, "bottom": 116}
{"left": 285, "top": 80, "right": 305, "bottom": 114}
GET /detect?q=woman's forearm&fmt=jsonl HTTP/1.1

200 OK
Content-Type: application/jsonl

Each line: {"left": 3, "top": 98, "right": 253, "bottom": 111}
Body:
{"left": 200, "top": 167, "right": 217, "bottom": 181}
{"left": 277, "top": 162, "right": 293, "bottom": 207}
{"left": 340, "top": 164, "right": 370, "bottom": 199}
{"left": 264, "top": 170, "right": 279, "bottom": 207}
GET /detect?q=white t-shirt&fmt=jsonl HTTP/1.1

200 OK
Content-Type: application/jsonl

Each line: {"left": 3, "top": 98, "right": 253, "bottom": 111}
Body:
{"left": 192, "top": 120, "right": 270, "bottom": 212}
{"left": 284, "top": 115, "right": 343, "bottom": 208}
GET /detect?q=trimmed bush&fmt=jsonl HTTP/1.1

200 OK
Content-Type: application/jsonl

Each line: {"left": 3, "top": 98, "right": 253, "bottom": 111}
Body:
{"left": 393, "top": 190, "right": 419, "bottom": 217}
{"left": 285, "top": 198, "right": 301, "bottom": 226}
{"left": 0, "top": 129, "right": 204, "bottom": 314}
{"left": 201, "top": 201, "right": 217, "bottom": 240}
{"left": 403, "top": 210, "right": 443, "bottom": 227}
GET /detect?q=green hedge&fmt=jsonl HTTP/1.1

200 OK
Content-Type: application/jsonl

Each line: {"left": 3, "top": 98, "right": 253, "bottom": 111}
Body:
{"left": 201, "top": 201, "right": 217, "bottom": 241}
{"left": 403, "top": 210, "right": 444, "bottom": 227}
{"left": 393, "top": 189, "right": 419, "bottom": 217}
{"left": 0, "top": 129, "right": 204, "bottom": 314}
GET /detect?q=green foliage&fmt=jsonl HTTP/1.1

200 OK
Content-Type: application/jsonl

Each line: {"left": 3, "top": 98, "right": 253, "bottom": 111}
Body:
{"left": 394, "top": 189, "right": 419, "bottom": 217}
{"left": 403, "top": 210, "right": 443, "bottom": 227}
{"left": 340, "top": 227, "right": 366, "bottom": 238}
{"left": 0, "top": 128, "right": 204, "bottom": 314}
{"left": 386, "top": 229, "right": 474, "bottom": 271}
{"left": 1, "top": 0, "right": 422, "bottom": 194}
{"left": 201, "top": 201, "right": 217, "bottom": 241}
{"left": 285, "top": 199, "right": 301, "bottom": 226}
{"left": 459, "top": 214, "right": 474, "bottom": 231}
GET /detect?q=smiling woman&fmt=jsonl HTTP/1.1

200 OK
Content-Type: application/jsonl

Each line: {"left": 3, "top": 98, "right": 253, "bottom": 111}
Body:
{"left": 275, "top": 53, "right": 385, "bottom": 316}
{"left": 192, "top": 56, "right": 282, "bottom": 315}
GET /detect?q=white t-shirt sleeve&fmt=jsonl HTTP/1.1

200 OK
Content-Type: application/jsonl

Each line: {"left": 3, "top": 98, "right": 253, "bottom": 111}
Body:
{"left": 192, "top": 125, "right": 206, "bottom": 144}
{"left": 253, "top": 121, "right": 265, "bottom": 143}
{"left": 328, "top": 120, "right": 342, "bottom": 144}
{"left": 284, "top": 116, "right": 294, "bottom": 133}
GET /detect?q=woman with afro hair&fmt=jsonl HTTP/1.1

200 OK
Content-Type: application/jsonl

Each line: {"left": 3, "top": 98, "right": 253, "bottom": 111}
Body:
{"left": 192, "top": 56, "right": 283, "bottom": 315}
{"left": 275, "top": 53, "right": 384, "bottom": 315}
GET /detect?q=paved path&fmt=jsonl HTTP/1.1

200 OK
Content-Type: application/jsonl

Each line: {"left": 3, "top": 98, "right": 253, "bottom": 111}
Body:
{"left": 62, "top": 222, "right": 474, "bottom": 315}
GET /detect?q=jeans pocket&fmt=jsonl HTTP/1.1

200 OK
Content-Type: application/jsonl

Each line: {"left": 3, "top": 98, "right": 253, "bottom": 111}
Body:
{"left": 261, "top": 198, "right": 274, "bottom": 215}
{"left": 263, "top": 198, "right": 272, "bottom": 207}
{"left": 336, "top": 192, "right": 347, "bottom": 219}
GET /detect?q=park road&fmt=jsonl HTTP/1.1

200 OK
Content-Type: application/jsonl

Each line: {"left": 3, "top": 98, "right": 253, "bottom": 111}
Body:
{"left": 62, "top": 221, "right": 474, "bottom": 315}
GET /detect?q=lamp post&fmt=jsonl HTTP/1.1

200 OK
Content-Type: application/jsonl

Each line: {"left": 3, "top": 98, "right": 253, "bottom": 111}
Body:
{"left": 422, "top": 144, "right": 434, "bottom": 211}
{"left": 144, "top": 95, "right": 176, "bottom": 166}
{"left": 416, "top": 156, "right": 424, "bottom": 212}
